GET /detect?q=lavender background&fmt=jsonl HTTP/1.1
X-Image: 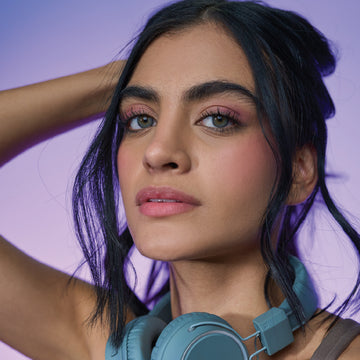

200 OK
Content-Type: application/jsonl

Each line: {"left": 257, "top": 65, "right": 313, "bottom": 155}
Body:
{"left": 1, "top": 0, "right": 359, "bottom": 358}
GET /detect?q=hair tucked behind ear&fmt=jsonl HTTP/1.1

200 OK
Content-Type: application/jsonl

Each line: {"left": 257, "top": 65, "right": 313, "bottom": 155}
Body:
{"left": 72, "top": 0, "right": 360, "bottom": 347}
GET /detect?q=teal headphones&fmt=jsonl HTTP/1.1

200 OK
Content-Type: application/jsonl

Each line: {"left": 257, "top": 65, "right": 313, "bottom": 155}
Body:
{"left": 106, "top": 256, "right": 318, "bottom": 360}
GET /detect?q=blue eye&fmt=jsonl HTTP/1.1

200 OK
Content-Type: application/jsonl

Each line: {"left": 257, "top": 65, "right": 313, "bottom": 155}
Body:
{"left": 128, "top": 115, "right": 156, "bottom": 131}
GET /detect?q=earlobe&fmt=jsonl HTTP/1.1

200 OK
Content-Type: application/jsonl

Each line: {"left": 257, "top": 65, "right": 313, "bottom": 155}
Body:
{"left": 287, "top": 145, "right": 318, "bottom": 205}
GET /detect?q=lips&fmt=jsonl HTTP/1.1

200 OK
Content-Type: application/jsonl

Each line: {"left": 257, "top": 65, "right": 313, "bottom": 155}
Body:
{"left": 135, "top": 186, "right": 200, "bottom": 217}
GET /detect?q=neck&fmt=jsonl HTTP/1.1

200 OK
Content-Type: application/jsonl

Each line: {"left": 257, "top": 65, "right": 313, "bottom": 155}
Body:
{"left": 168, "top": 249, "right": 280, "bottom": 337}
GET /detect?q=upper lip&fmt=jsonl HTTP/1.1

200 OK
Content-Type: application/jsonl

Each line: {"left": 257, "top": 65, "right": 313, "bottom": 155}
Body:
{"left": 136, "top": 186, "right": 201, "bottom": 206}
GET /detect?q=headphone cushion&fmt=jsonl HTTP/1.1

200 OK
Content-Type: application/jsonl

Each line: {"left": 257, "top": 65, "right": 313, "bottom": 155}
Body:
{"left": 120, "top": 315, "right": 167, "bottom": 360}
{"left": 151, "top": 312, "right": 232, "bottom": 360}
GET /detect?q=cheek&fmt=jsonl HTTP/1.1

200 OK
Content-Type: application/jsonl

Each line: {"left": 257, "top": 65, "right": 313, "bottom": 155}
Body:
{"left": 207, "top": 134, "right": 276, "bottom": 214}
{"left": 117, "top": 147, "right": 128, "bottom": 188}
{"left": 117, "top": 145, "right": 138, "bottom": 203}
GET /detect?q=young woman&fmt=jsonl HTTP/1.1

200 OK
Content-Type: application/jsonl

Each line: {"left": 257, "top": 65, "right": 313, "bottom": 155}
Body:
{"left": 1, "top": 0, "right": 360, "bottom": 359}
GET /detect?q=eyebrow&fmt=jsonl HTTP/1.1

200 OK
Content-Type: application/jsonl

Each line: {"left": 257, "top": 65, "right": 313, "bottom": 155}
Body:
{"left": 119, "top": 80, "right": 258, "bottom": 105}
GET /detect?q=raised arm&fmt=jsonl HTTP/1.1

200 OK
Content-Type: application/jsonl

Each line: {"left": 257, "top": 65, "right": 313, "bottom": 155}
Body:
{"left": 0, "top": 62, "right": 133, "bottom": 360}
{"left": 0, "top": 235, "right": 109, "bottom": 360}
{"left": 0, "top": 61, "right": 124, "bottom": 166}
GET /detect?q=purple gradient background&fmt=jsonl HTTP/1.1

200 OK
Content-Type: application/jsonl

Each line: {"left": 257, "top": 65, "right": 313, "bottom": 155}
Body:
{"left": 1, "top": 0, "right": 360, "bottom": 358}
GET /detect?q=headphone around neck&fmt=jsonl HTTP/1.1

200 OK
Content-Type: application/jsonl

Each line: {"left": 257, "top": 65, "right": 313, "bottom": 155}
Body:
{"left": 105, "top": 256, "right": 318, "bottom": 360}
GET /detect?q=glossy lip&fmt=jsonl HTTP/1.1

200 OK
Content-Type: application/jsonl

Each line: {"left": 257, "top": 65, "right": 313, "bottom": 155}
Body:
{"left": 135, "top": 186, "right": 201, "bottom": 217}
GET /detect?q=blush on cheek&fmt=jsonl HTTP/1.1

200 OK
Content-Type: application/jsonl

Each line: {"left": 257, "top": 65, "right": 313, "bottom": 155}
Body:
{"left": 117, "top": 146, "right": 137, "bottom": 228}
{"left": 117, "top": 146, "right": 136, "bottom": 201}
{"left": 211, "top": 135, "right": 276, "bottom": 207}
{"left": 117, "top": 147, "right": 131, "bottom": 177}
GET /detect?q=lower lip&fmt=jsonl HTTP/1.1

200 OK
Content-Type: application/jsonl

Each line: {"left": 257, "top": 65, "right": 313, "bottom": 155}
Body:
{"left": 139, "top": 202, "right": 197, "bottom": 217}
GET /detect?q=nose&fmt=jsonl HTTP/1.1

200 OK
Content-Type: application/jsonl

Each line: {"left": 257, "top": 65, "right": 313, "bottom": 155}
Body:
{"left": 143, "top": 123, "right": 192, "bottom": 174}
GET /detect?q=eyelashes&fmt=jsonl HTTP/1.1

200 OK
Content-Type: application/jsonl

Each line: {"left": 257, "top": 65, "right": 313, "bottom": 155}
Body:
{"left": 119, "top": 107, "right": 244, "bottom": 135}
{"left": 197, "top": 108, "right": 243, "bottom": 134}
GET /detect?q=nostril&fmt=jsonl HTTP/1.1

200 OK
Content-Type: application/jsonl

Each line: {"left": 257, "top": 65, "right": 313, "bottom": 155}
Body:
{"left": 168, "top": 162, "right": 178, "bottom": 169}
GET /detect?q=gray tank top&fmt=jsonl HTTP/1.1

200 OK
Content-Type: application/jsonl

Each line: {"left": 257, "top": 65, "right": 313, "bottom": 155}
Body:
{"left": 311, "top": 318, "right": 360, "bottom": 359}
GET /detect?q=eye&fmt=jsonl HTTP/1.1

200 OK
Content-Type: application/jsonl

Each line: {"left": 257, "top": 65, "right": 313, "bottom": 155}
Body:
{"left": 202, "top": 114, "right": 231, "bottom": 128}
{"left": 127, "top": 114, "right": 156, "bottom": 131}
{"left": 197, "top": 108, "right": 243, "bottom": 134}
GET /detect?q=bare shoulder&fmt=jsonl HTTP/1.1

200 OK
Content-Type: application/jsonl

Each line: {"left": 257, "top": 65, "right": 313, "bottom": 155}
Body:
{"left": 72, "top": 279, "right": 136, "bottom": 359}
{"left": 338, "top": 335, "right": 360, "bottom": 359}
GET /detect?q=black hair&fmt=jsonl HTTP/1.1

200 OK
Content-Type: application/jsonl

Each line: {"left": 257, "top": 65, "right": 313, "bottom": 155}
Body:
{"left": 72, "top": 0, "right": 360, "bottom": 347}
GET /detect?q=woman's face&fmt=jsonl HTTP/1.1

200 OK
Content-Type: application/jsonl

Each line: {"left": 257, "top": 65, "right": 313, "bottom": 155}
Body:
{"left": 117, "top": 24, "right": 277, "bottom": 262}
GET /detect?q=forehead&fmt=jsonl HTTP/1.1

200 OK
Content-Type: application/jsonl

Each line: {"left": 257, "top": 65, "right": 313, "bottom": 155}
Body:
{"left": 128, "top": 23, "right": 255, "bottom": 95}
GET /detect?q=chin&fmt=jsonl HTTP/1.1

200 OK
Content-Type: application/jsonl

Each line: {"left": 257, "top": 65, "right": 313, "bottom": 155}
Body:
{"left": 132, "top": 232, "right": 199, "bottom": 262}
{"left": 135, "top": 242, "right": 184, "bottom": 262}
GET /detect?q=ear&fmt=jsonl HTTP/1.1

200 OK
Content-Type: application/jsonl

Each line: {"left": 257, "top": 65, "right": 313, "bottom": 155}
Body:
{"left": 287, "top": 145, "right": 318, "bottom": 205}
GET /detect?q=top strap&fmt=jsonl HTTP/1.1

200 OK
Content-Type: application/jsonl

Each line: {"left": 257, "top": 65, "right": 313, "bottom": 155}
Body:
{"left": 311, "top": 318, "right": 360, "bottom": 360}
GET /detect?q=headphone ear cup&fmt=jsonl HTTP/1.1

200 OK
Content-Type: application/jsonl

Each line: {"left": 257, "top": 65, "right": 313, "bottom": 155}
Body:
{"left": 151, "top": 312, "right": 249, "bottom": 360}
{"left": 119, "top": 315, "right": 167, "bottom": 360}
